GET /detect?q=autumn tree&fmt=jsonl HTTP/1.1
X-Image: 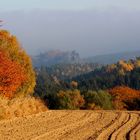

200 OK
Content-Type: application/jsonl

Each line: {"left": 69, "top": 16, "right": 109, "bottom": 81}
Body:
{"left": 83, "top": 90, "right": 113, "bottom": 110}
{"left": 70, "top": 81, "right": 78, "bottom": 88}
{"left": 0, "top": 30, "right": 35, "bottom": 97}
{"left": 0, "top": 51, "right": 27, "bottom": 98}
{"left": 108, "top": 86, "right": 140, "bottom": 110}
{"left": 118, "top": 60, "right": 134, "bottom": 72}
{"left": 57, "top": 90, "right": 85, "bottom": 109}
{"left": 108, "top": 86, "right": 140, "bottom": 101}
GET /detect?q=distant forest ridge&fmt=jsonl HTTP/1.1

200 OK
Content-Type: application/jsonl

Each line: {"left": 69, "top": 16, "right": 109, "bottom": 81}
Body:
{"left": 32, "top": 50, "right": 140, "bottom": 67}
{"left": 86, "top": 50, "right": 140, "bottom": 64}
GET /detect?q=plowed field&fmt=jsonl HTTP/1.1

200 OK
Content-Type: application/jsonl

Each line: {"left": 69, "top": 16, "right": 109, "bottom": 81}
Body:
{"left": 0, "top": 111, "right": 140, "bottom": 140}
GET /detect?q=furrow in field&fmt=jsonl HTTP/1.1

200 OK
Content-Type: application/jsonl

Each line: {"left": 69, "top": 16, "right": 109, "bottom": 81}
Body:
{"left": 0, "top": 111, "right": 140, "bottom": 140}
{"left": 96, "top": 112, "right": 128, "bottom": 140}
{"left": 32, "top": 112, "right": 102, "bottom": 140}
{"left": 87, "top": 112, "right": 119, "bottom": 140}
{"left": 110, "top": 113, "right": 139, "bottom": 140}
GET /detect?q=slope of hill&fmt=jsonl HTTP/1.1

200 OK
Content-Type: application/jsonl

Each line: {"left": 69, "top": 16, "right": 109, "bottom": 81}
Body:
{"left": 32, "top": 50, "right": 140, "bottom": 67}
{"left": 85, "top": 50, "right": 140, "bottom": 64}
{"left": 0, "top": 110, "right": 140, "bottom": 140}
{"left": 46, "top": 63, "right": 100, "bottom": 80}
{"left": 73, "top": 58, "right": 140, "bottom": 91}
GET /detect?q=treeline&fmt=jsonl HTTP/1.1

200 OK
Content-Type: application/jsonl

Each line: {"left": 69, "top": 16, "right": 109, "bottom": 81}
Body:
{"left": 46, "top": 63, "right": 100, "bottom": 80}
{"left": 35, "top": 58, "right": 140, "bottom": 110}
{"left": 73, "top": 58, "right": 140, "bottom": 91}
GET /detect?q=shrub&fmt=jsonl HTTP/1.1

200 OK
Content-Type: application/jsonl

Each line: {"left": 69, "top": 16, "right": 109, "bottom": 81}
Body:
{"left": 0, "top": 96, "right": 47, "bottom": 120}
{"left": 57, "top": 89, "right": 85, "bottom": 109}
{"left": 83, "top": 90, "right": 113, "bottom": 110}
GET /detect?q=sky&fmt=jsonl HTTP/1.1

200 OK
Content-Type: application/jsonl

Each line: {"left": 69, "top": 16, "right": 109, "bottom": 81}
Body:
{"left": 1, "top": 0, "right": 140, "bottom": 11}
{"left": 0, "top": 0, "right": 140, "bottom": 57}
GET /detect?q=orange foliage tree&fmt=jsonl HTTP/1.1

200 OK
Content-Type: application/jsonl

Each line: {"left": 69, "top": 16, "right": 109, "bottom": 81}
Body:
{"left": 0, "top": 30, "right": 35, "bottom": 97}
{"left": 108, "top": 86, "right": 140, "bottom": 110}
{"left": 108, "top": 86, "right": 140, "bottom": 101}
{"left": 0, "top": 51, "right": 26, "bottom": 98}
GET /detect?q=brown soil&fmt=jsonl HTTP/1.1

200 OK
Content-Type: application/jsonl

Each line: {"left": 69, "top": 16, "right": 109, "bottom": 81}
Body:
{"left": 0, "top": 110, "right": 140, "bottom": 140}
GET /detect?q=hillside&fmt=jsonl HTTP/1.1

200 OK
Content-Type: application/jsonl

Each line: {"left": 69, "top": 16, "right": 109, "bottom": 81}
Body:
{"left": 86, "top": 50, "right": 140, "bottom": 64}
{"left": 73, "top": 58, "right": 140, "bottom": 91}
{"left": 45, "top": 63, "right": 100, "bottom": 80}
{"left": 32, "top": 50, "right": 140, "bottom": 67}
{"left": 34, "top": 57, "right": 140, "bottom": 110}
{"left": 0, "top": 110, "right": 140, "bottom": 140}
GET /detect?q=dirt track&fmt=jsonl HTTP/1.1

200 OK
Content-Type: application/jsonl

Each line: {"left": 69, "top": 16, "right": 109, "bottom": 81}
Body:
{"left": 0, "top": 110, "right": 140, "bottom": 140}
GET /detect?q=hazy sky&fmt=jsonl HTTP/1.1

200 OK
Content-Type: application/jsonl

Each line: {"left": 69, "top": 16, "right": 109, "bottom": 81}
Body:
{"left": 1, "top": 0, "right": 140, "bottom": 11}
{"left": 0, "top": 0, "right": 140, "bottom": 57}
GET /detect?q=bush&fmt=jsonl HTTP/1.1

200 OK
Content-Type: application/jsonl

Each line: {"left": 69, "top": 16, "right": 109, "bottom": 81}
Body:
{"left": 57, "top": 90, "right": 85, "bottom": 109}
{"left": 0, "top": 96, "right": 47, "bottom": 120}
{"left": 83, "top": 90, "right": 113, "bottom": 110}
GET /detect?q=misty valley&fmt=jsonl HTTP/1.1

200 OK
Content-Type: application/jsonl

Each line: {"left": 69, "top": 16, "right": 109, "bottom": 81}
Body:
{"left": 33, "top": 50, "right": 140, "bottom": 110}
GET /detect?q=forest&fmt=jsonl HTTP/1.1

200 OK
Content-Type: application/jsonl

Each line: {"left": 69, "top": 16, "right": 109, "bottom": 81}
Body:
{"left": 34, "top": 58, "right": 140, "bottom": 110}
{"left": 1, "top": 29, "right": 140, "bottom": 118}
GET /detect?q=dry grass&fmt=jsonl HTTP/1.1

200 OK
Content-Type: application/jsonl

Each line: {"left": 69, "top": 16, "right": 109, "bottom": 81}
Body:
{"left": 0, "top": 96, "right": 47, "bottom": 120}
